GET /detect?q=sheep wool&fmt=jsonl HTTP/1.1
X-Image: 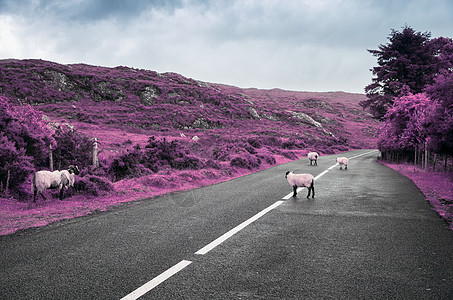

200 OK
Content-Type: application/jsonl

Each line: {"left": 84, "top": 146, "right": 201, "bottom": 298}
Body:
{"left": 32, "top": 165, "right": 79, "bottom": 202}
{"left": 285, "top": 171, "right": 315, "bottom": 198}
{"left": 336, "top": 157, "right": 348, "bottom": 169}
{"left": 307, "top": 152, "right": 319, "bottom": 166}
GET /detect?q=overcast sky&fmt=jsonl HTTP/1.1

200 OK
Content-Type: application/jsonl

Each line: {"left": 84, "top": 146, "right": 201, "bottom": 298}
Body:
{"left": 0, "top": 0, "right": 452, "bottom": 93}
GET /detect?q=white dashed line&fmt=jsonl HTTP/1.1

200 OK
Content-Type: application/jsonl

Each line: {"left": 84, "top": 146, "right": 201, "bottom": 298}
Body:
{"left": 120, "top": 260, "right": 192, "bottom": 300}
{"left": 121, "top": 150, "right": 379, "bottom": 299}
{"left": 195, "top": 200, "right": 285, "bottom": 255}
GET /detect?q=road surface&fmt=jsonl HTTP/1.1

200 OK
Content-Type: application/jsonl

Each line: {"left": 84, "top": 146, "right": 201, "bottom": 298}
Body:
{"left": 1, "top": 149, "right": 452, "bottom": 299}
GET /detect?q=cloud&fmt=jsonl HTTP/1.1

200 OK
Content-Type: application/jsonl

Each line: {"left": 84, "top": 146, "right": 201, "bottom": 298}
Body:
{"left": 0, "top": 0, "right": 452, "bottom": 93}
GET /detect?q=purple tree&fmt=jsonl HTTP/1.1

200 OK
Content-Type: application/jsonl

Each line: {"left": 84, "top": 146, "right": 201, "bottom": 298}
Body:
{"left": 362, "top": 26, "right": 453, "bottom": 119}
{"left": 0, "top": 96, "right": 54, "bottom": 195}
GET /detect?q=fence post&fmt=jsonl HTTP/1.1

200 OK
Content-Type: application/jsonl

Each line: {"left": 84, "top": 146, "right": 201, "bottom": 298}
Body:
{"left": 49, "top": 144, "right": 54, "bottom": 171}
{"left": 93, "top": 138, "right": 99, "bottom": 168}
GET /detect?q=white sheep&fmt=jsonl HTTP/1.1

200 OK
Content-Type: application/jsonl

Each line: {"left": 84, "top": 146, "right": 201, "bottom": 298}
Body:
{"left": 285, "top": 171, "right": 315, "bottom": 198}
{"left": 32, "top": 165, "right": 80, "bottom": 202}
{"left": 336, "top": 157, "right": 348, "bottom": 169}
{"left": 307, "top": 152, "right": 319, "bottom": 166}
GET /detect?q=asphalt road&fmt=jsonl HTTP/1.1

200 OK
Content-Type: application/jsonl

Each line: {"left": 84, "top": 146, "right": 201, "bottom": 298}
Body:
{"left": 1, "top": 149, "right": 453, "bottom": 299}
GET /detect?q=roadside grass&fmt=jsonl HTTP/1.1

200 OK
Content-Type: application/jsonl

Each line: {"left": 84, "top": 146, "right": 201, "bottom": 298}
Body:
{"left": 381, "top": 162, "right": 453, "bottom": 230}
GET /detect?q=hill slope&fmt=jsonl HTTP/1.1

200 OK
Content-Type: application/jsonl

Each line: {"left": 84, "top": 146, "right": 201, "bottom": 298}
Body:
{"left": 0, "top": 59, "right": 381, "bottom": 235}
{"left": 0, "top": 59, "right": 378, "bottom": 152}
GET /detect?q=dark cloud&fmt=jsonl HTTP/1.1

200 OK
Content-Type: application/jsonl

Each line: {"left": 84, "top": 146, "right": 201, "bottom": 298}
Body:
{"left": 0, "top": 0, "right": 184, "bottom": 21}
{"left": 0, "top": 0, "right": 452, "bottom": 93}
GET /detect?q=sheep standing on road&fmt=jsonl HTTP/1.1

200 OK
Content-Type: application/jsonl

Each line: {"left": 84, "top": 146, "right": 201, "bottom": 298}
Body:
{"left": 307, "top": 152, "right": 319, "bottom": 166}
{"left": 285, "top": 171, "right": 315, "bottom": 198}
{"left": 336, "top": 157, "right": 348, "bottom": 169}
{"left": 32, "top": 165, "right": 80, "bottom": 202}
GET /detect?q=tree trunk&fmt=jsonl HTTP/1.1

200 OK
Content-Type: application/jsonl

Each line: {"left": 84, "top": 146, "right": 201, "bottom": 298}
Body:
{"left": 5, "top": 169, "right": 10, "bottom": 193}
{"left": 424, "top": 141, "right": 428, "bottom": 169}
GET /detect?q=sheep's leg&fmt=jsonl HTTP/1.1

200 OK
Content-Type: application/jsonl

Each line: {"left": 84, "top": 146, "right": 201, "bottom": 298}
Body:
{"left": 292, "top": 185, "right": 298, "bottom": 197}
{"left": 345, "top": 165, "right": 348, "bottom": 170}
{"left": 307, "top": 181, "right": 315, "bottom": 198}
{"left": 314, "top": 160, "right": 317, "bottom": 166}
{"left": 59, "top": 188, "right": 64, "bottom": 200}
{"left": 40, "top": 191, "right": 47, "bottom": 201}
{"left": 33, "top": 190, "right": 37, "bottom": 202}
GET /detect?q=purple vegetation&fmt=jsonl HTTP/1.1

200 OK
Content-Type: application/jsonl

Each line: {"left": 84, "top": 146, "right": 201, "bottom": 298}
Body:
{"left": 0, "top": 58, "right": 379, "bottom": 235}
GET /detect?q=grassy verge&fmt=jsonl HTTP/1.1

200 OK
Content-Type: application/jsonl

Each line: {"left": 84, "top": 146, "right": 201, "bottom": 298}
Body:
{"left": 380, "top": 161, "right": 453, "bottom": 230}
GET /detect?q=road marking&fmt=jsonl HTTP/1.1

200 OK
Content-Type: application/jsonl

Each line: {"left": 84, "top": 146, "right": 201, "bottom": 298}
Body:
{"left": 282, "top": 150, "right": 378, "bottom": 200}
{"left": 121, "top": 150, "right": 380, "bottom": 298}
{"left": 327, "top": 164, "right": 338, "bottom": 170}
{"left": 195, "top": 200, "right": 284, "bottom": 255}
{"left": 347, "top": 149, "right": 379, "bottom": 160}
{"left": 314, "top": 170, "right": 328, "bottom": 180}
{"left": 121, "top": 260, "right": 192, "bottom": 300}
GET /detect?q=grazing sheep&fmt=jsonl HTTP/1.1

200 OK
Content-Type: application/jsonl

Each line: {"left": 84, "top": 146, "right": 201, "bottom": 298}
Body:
{"left": 285, "top": 171, "right": 315, "bottom": 198}
{"left": 336, "top": 157, "right": 348, "bottom": 169}
{"left": 307, "top": 152, "right": 319, "bottom": 166}
{"left": 32, "top": 165, "right": 80, "bottom": 202}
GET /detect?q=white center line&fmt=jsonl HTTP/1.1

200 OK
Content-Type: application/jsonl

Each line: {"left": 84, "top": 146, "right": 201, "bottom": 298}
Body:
{"left": 120, "top": 260, "right": 192, "bottom": 300}
{"left": 121, "top": 150, "right": 380, "bottom": 299}
{"left": 195, "top": 200, "right": 285, "bottom": 255}
{"left": 314, "top": 170, "right": 329, "bottom": 180}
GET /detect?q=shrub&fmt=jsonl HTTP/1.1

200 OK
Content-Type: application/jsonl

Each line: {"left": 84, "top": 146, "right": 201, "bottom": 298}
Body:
{"left": 257, "top": 154, "right": 276, "bottom": 165}
{"left": 0, "top": 97, "right": 51, "bottom": 195}
{"left": 52, "top": 125, "right": 93, "bottom": 169}
{"left": 281, "top": 150, "right": 298, "bottom": 160}
{"left": 86, "top": 175, "right": 114, "bottom": 192}
{"left": 261, "top": 136, "right": 282, "bottom": 147}
{"left": 171, "top": 155, "right": 202, "bottom": 170}
{"left": 109, "top": 149, "right": 146, "bottom": 181}
{"left": 230, "top": 153, "right": 261, "bottom": 169}
{"left": 73, "top": 176, "right": 100, "bottom": 196}
{"left": 247, "top": 137, "right": 262, "bottom": 149}
{"left": 282, "top": 139, "right": 297, "bottom": 149}
{"left": 206, "top": 159, "right": 221, "bottom": 169}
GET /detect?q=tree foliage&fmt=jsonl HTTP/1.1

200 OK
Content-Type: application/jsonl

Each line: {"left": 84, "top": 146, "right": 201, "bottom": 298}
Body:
{"left": 0, "top": 96, "right": 54, "bottom": 193}
{"left": 0, "top": 96, "right": 96, "bottom": 197}
{"left": 362, "top": 26, "right": 453, "bottom": 118}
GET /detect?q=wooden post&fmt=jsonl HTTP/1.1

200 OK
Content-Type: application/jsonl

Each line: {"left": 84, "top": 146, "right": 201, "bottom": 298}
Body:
{"left": 49, "top": 144, "right": 54, "bottom": 171}
{"left": 93, "top": 138, "right": 99, "bottom": 168}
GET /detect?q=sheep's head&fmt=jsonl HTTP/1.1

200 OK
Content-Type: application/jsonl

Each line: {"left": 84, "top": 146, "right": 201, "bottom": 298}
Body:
{"left": 69, "top": 165, "right": 80, "bottom": 175}
{"left": 285, "top": 170, "right": 292, "bottom": 178}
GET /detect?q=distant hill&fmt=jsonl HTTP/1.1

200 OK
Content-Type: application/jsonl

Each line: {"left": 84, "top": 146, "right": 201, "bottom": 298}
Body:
{"left": 0, "top": 59, "right": 378, "bottom": 154}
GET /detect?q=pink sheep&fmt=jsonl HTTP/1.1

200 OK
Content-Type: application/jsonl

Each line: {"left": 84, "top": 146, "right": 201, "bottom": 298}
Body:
{"left": 307, "top": 152, "right": 319, "bottom": 166}
{"left": 336, "top": 157, "right": 348, "bottom": 169}
{"left": 32, "top": 165, "right": 79, "bottom": 202}
{"left": 285, "top": 171, "right": 315, "bottom": 198}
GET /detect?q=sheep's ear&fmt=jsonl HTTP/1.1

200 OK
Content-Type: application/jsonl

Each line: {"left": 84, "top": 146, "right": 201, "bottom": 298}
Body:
{"left": 73, "top": 165, "right": 80, "bottom": 175}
